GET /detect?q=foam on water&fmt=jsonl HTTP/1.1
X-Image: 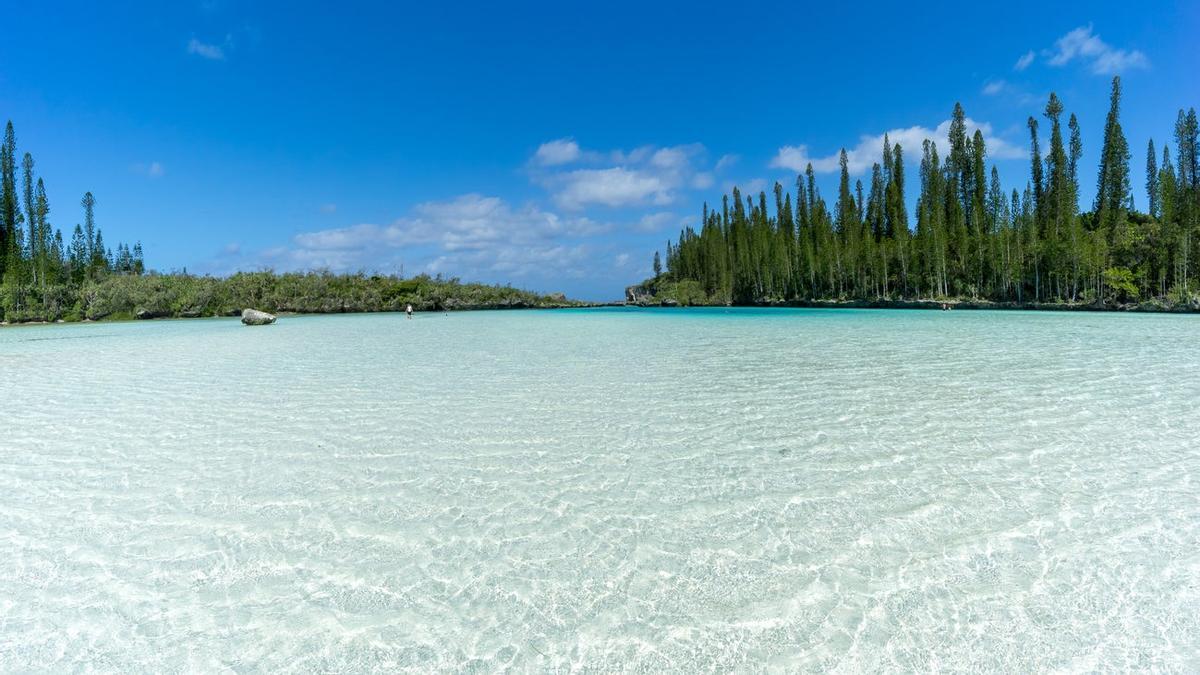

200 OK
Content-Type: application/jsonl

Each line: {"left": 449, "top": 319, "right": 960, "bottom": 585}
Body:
{"left": 2, "top": 308, "right": 1199, "bottom": 671}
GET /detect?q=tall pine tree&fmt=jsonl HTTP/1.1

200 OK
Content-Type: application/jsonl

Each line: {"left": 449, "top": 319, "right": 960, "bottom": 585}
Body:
{"left": 1095, "top": 76, "right": 1131, "bottom": 257}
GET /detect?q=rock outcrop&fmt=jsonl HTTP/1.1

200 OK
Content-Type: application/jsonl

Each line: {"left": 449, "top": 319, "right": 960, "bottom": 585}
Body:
{"left": 625, "top": 283, "right": 655, "bottom": 305}
{"left": 241, "top": 308, "right": 277, "bottom": 325}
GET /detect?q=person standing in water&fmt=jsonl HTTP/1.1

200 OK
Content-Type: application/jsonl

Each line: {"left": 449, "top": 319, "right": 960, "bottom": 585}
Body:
{"left": 406, "top": 304, "right": 413, "bottom": 319}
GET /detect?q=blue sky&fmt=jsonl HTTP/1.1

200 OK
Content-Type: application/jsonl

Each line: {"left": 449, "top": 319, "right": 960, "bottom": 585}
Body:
{"left": 0, "top": 2, "right": 1196, "bottom": 300}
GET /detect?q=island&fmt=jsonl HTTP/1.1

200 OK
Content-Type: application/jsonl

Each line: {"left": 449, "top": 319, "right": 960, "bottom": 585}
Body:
{"left": 631, "top": 78, "right": 1199, "bottom": 314}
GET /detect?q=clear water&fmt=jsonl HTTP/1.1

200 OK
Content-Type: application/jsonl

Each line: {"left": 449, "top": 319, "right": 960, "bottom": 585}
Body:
{"left": 3, "top": 308, "right": 1199, "bottom": 672}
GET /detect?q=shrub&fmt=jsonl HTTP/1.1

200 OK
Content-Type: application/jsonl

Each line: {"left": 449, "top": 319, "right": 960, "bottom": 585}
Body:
{"left": 1, "top": 270, "right": 577, "bottom": 323}
{"left": 1103, "top": 267, "right": 1139, "bottom": 303}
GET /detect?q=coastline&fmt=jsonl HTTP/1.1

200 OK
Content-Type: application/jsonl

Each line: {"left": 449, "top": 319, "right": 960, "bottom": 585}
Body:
{"left": 621, "top": 279, "right": 1200, "bottom": 314}
{"left": 0, "top": 300, "right": 589, "bottom": 327}
{"left": 622, "top": 297, "right": 1200, "bottom": 314}
{"left": 0, "top": 271, "right": 585, "bottom": 327}
{"left": 9, "top": 296, "right": 1200, "bottom": 327}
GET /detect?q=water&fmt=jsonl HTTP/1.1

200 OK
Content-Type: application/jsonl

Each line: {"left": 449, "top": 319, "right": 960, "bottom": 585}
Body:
{"left": 2, "top": 307, "right": 1199, "bottom": 672}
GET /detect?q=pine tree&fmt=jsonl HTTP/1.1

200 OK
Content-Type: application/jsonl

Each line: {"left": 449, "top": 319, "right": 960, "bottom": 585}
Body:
{"left": 867, "top": 163, "right": 885, "bottom": 241}
{"left": 81, "top": 191, "right": 96, "bottom": 262}
{"left": 1043, "top": 93, "right": 1081, "bottom": 296}
{"left": 69, "top": 224, "right": 87, "bottom": 284}
{"left": 1146, "top": 140, "right": 1160, "bottom": 219}
{"left": 51, "top": 230, "right": 65, "bottom": 283}
{"left": 1175, "top": 108, "right": 1199, "bottom": 296}
{"left": 969, "top": 130, "right": 988, "bottom": 294}
{"left": 836, "top": 149, "right": 856, "bottom": 235}
{"left": 22, "top": 153, "right": 35, "bottom": 284}
{"left": 918, "top": 139, "right": 949, "bottom": 297}
{"left": 1095, "top": 76, "right": 1131, "bottom": 254}
{"left": 1158, "top": 145, "right": 1181, "bottom": 293}
{"left": 1043, "top": 94, "right": 1069, "bottom": 238}
{"left": 34, "top": 177, "right": 49, "bottom": 288}
{"left": 987, "top": 166, "right": 1007, "bottom": 293}
{"left": 948, "top": 103, "right": 971, "bottom": 219}
{"left": 92, "top": 228, "right": 107, "bottom": 273}
{"left": 650, "top": 83, "right": 1192, "bottom": 309}
{"left": 887, "top": 143, "right": 909, "bottom": 295}
{"left": 0, "top": 122, "right": 20, "bottom": 280}
{"left": 1177, "top": 108, "right": 1198, "bottom": 191}
{"left": 1027, "top": 117, "right": 1045, "bottom": 227}
{"left": 1068, "top": 113, "right": 1083, "bottom": 210}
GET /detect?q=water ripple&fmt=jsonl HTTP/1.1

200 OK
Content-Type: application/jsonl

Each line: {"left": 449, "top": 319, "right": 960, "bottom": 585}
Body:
{"left": 2, "top": 308, "right": 1199, "bottom": 671}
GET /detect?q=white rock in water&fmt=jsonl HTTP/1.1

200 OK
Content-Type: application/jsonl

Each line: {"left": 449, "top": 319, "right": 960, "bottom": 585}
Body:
{"left": 241, "top": 308, "right": 276, "bottom": 326}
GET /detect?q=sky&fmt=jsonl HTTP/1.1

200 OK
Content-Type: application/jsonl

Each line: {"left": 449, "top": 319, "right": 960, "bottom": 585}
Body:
{"left": 0, "top": 1, "right": 1196, "bottom": 300}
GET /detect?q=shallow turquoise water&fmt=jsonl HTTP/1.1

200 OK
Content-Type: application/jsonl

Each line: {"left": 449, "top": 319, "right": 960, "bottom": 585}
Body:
{"left": 2, "top": 307, "right": 1199, "bottom": 671}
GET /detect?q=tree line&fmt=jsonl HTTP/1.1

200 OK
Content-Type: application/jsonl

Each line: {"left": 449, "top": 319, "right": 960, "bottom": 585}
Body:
{"left": 653, "top": 77, "right": 1200, "bottom": 307}
{"left": 0, "top": 121, "right": 144, "bottom": 320}
{"left": 0, "top": 120, "right": 574, "bottom": 323}
{"left": 63, "top": 271, "right": 574, "bottom": 321}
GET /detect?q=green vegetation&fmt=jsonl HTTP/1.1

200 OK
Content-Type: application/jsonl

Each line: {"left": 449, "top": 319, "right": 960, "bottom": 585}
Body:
{"left": 5, "top": 271, "right": 572, "bottom": 323}
{"left": 1, "top": 120, "right": 149, "bottom": 322}
{"left": 0, "top": 121, "right": 575, "bottom": 324}
{"left": 646, "top": 78, "right": 1200, "bottom": 310}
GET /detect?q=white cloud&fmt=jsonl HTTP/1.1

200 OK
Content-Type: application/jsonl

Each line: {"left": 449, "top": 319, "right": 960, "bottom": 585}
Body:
{"left": 553, "top": 167, "right": 673, "bottom": 210}
{"left": 979, "top": 81, "right": 1042, "bottom": 107}
{"left": 1014, "top": 50, "right": 1036, "bottom": 71}
{"left": 534, "top": 138, "right": 582, "bottom": 166}
{"left": 635, "top": 211, "right": 678, "bottom": 233}
{"left": 533, "top": 142, "right": 709, "bottom": 210}
{"left": 771, "top": 145, "right": 837, "bottom": 174}
{"left": 982, "top": 80, "right": 1007, "bottom": 96}
{"left": 714, "top": 154, "right": 739, "bottom": 171}
{"left": 293, "top": 194, "right": 607, "bottom": 253}
{"left": 648, "top": 146, "right": 691, "bottom": 171}
{"left": 187, "top": 38, "right": 226, "bottom": 60}
{"left": 421, "top": 244, "right": 594, "bottom": 280}
{"left": 770, "top": 117, "right": 1025, "bottom": 176}
{"left": 320, "top": 203, "right": 337, "bottom": 214}
{"left": 1046, "top": 25, "right": 1148, "bottom": 74}
{"left": 239, "top": 194, "right": 612, "bottom": 281}
{"left": 614, "top": 253, "right": 631, "bottom": 268}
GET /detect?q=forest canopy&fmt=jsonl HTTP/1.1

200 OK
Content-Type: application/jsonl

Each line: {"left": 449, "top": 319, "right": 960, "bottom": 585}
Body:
{"left": 650, "top": 78, "right": 1199, "bottom": 308}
